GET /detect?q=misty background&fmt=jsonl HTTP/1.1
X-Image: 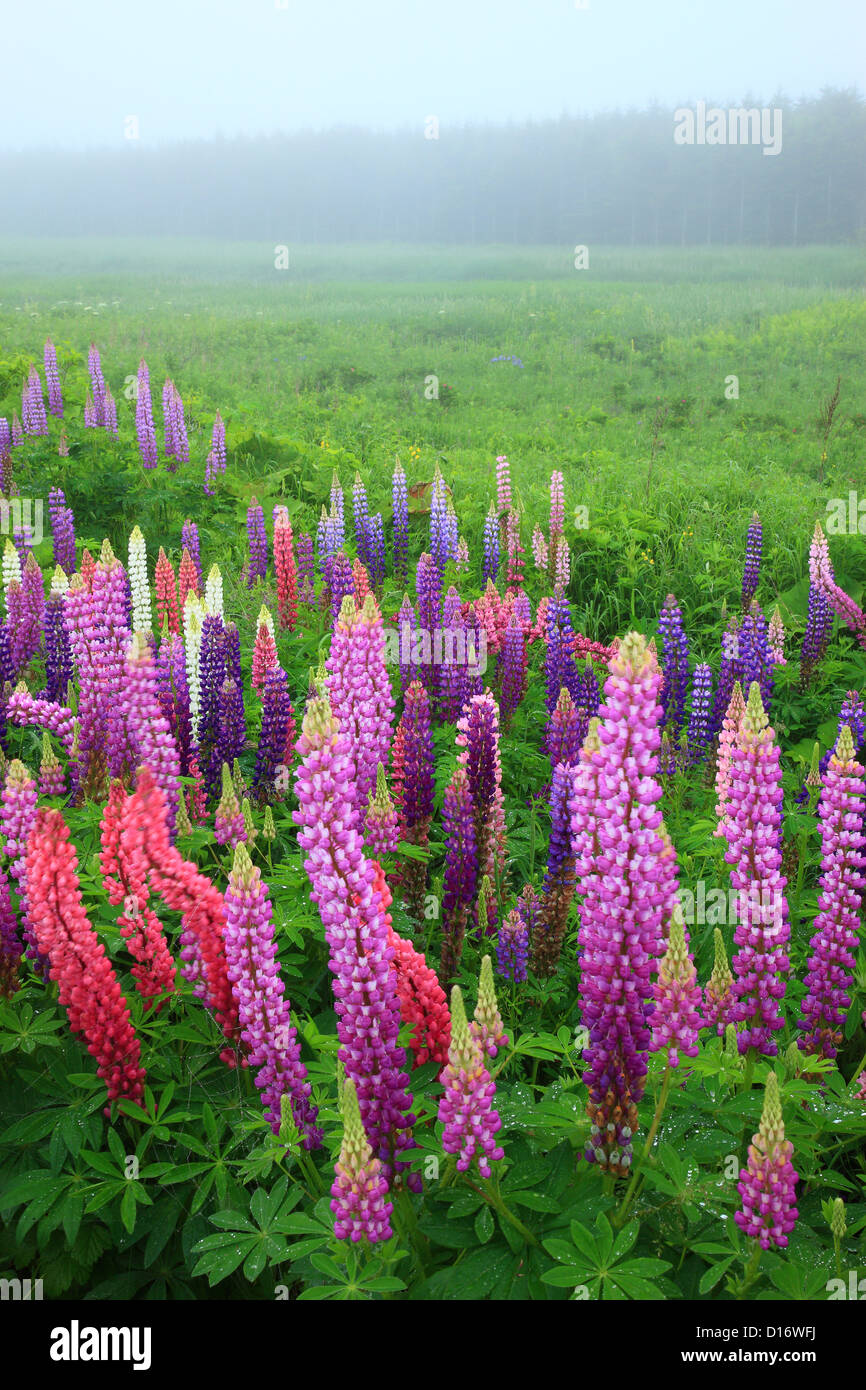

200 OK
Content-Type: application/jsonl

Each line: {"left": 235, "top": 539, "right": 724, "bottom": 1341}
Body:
{"left": 1, "top": 0, "right": 864, "bottom": 245}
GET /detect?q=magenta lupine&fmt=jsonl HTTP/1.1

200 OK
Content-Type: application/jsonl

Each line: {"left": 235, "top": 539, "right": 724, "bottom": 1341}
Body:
{"left": 441, "top": 765, "right": 477, "bottom": 982}
{"left": 135, "top": 361, "right": 158, "bottom": 469}
{"left": 326, "top": 594, "right": 394, "bottom": 818}
{"left": 438, "top": 986, "right": 504, "bottom": 1177}
{"left": 391, "top": 460, "right": 409, "bottom": 588}
{"left": 44, "top": 340, "right": 63, "bottom": 417}
{"left": 293, "top": 696, "right": 416, "bottom": 1181}
{"left": 797, "top": 726, "right": 866, "bottom": 1060}
{"left": 124, "top": 632, "right": 182, "bottom": 834}
{"left": 224, "top": 843, "right": 321, "bottom": 1144}
{"left": 649, "top": 904, "right": 703, "bottom": 1067}
{"left": 87, "top": 343, "right": 106, "bottom": 425}
{"left": 364, "top": 764, "right": 401, "bottom": 856}
{"left": 6, "top": 686, "right": 76, "bottom": 753}
{"left": 64, "top": 557, "right": 133, "bottom": 795}
{"left": 725, "top": 683, "right": 790, "bottom": 1055}
{"left": 246, "top": 498, "right": 268, "bottom": 586}
{"left": 545, "top": 687, "right": 583, "bottom": 774}
{"left": 331, "top": 1077, "right": 393, "bottom": 1243}
{"left": 703, "top": 928, "right": 735, "bottom": 1035}
{"left": 571, "top": 633, "right": 669, "bottom": 1174}
{"left": 734, "top": 1072, "right": 798, "bottom": 1250}
{"left": 811, "top": 520, "right": 866, "bottom": 651}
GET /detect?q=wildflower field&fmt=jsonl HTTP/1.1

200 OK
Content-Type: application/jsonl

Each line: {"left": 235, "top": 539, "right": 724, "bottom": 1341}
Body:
{"left": 0, "top": 243, "right": 865, "bottom": 1306}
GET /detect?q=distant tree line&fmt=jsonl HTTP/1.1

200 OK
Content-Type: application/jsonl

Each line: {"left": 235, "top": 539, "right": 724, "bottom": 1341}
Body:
{"left": 3, "top": 89, "right": 864, "bottom": 245}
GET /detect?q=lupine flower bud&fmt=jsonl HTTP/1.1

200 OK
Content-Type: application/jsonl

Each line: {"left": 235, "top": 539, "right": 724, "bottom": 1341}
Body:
{"left": 650, "top": 903, "right": 703, "bottom": 1066}
{"left": 734, "top": 1072, "right": 798, "bottom": 1250}
{"left": 472, "top": 953, "right": 508, "bottom": 1059}
{"left": 438, "top": 986, "right": 504, "bottom": 1177}
{"left": 330, "top": 1077, "right": 393, "bottom": 1244}
{"left": 703, "top": 928, "right": 735, "bottom": 1035}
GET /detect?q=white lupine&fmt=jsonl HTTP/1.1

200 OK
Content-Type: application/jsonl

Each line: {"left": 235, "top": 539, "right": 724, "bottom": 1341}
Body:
{"left": 256, "top": 603, "right": 275, "bottom": 640}
{"left": 205, "top": 563, "right": 224, "bottom": 619}
{"left": 50, "top": 565, "right": 69, "bottom": 596}
{"left": 3, "top": 539, "right": 22, "bottom": 599}
{"left": 184, "top": 592, "right": 206, "bottom": 738}
{"left": 128, "top": 525, "right": 152, "bottom": 633}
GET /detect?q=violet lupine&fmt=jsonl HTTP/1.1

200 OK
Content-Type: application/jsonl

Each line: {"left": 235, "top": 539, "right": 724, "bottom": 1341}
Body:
{"left": 103, "top": 387, "right": 117, "bottom": 437}
{"left": 43, "top": 590, "right": 75, "bottom": 704}
{"left": 482, "top": 503, "right": 499, "bottom": 586}
{"left": 429, "top": 468, "right": 450, "bottom": 577}
{"left": 253, "top": 666, "right": 293, "bottom": 796}
{"left": 415, "top": 551, "right": 442, "bottom": 697}
{"left": 366, "top": 513, "right": 386, "bottom": 588}
{"left": 533, "top": 760, "right": 580, "bottom": 976}
{"left": 0, "top": 419, "right": 11, "bottom": 494}
{"left": 328, "top": 474, "right": 345, "bottom": 550}
{"left": 218, "top": 676, "right": 246, "bottom": 774}
{"left": 44, "top": 340, "right": 63, "bottom": 417}
{"left": 495, "top": 454, "right": 512, "bottom": 515}
{"left": 323, "top": 552, "right": 354, "bottom": 622}
{"left": 1, "top": 759, "right": 45, "bottom": 973}
{"left": 649, "top": 904, "right": 703, "bottom": 1067}
{"left": 734, "top": 1072, "right": 798, "bottom": 1250}
{"left": 293, "top": 695, "right": 416, "bottom": 1182}
{"left": 496, "top": 908, "right": 529, "bottom": 983}
{"left": 364, "top": 764, "right": 401, "bottom": 856}
{"left": 164, "top": 381, "right": 189, "bottom": 468}
{"left": 13, "top": 525, "right": 33, "bottom": 567}
{"left": 125, "top": 632, "right": 182, "bottom": 834}
{"left": 399, "top": 681, "right": 436, "bottom": 915}
{"left": 739, "top": 601, "right": 774, "bottom": 709}
{"left": 498, "top": 612, "right": 526, "bottom": 724}
{"left": 686, "top": 661, "right": 713, "bottom": 767}
{"left": 214, "top": 764, "right": 245, "bottom": 847}
{"left": 709, "top": 615, "right": 743, "bottom": 739}
{"left": 180, "top": 520, "right": 202, "bottom": 591}
{"left": 326, "top": 594, "right": 394, "bottom": 818}
{"left": 437, "top": 586, "right": 467, "bottom": 722}
{"left": 136, "top": 361, "right": 158, "bottom": 469}
{"left": 797, "top": 725, "right": 866, "bottom": 1060}
{"left": 438, "top": 986, "right": 504, "bottom": 1177}
{"left": 741, "top": 512, "right": 762, "bottom": 608}
{"left": 211, "top": 411, "right": 226, "bottom": 474}
{"left": 352, "top": 473, "right": 370, "bottom": 570}
{"left": 11, "top": 415, "right": 23, "bottom": 447}
{"left": 544, "top": 591, "right": 580, "bottom": 713}
{"left": 224, "top": 842, "right": 321, "bottom": 1144}
{"left": 196, "top": 614, "right": 229, "bottom": 800}
{"left": 702, "top": 928, "right": 735, "bottom": 1035}
{"left": 658, "top": 593, "right": 690, "bottom": 741}
{"left": 65, "top": 558, "right": 133, "bottom": 795}
{"left": 155, "top": 632, "right": 193, "bottom": 775}
{"left": 800, "top": 581, "right": 833, "bottom": 686}
{"left": 392, "top": 461, "right": 409, "bottom": 588}
{"left": 396, "top": 593, "right": 416, "bottom": 695}
{"left": 724, "top": 682, "right": 790, "bottom": 1056}
{"left": 545, "top": 687, "right": 583, "bottom": 775}
{"left": 49, "top": 488, "right": 76, "bottom": 574}
{"left": 456, "top": 691, "right": 506, "bottom": 906}
{"left": 246, "top": 499, "right": 268, "bottom": 587}
{"left": 87, "top": 343, "right": 106, "bottom": 425}
{"left": 331, "top": 1076, "right": 393, "bottom": 1243}
{"left": 571, "top": 633, "right": 668, "bottom": 1175}
{"left": 441, "top": 765, "right": 477, "bottom": 983}
{"left": 22, "top": 366, "right": 48, "bottom": 436}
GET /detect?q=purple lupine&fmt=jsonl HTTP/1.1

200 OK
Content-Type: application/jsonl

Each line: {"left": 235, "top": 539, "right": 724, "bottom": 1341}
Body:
{"left": 13, "top": 527, "right": 33, "bottom": 567}
{"left": 294, "top": 695, "right": 416, "bottom": 1182}
{"left": 352, "top": 473, "right": 370, "bottom": 570}
{"left": 87, "top": 343, "right": 106, "bottom": 425}
{"left": 5, "top": 687, "right": 75, "bottom": 753}
{"left": 686, "top": 661, "right": 713, "bottom": 767}
{"left": 709, "top": 615, "right": 743, "bottom": 738}
{"left": 329, "top": 473, "right": 345, "bottom": 550}
{"left": 739, "top": 601, "right": 774, "bottom": 709}
{"left": 658, "top": 593, "right": 689, "bottom": 740}
{"left": 395, "top": 593, "right": 415, "bottom": 695}
{"left": 43, "top": 595, "right": 73, "bottom": 704}
{"left": 649, "top": 905, "right": 703, "bottom": 1067}
{"left": 725, "top": 682, "right": 790, "bottom": 1056}
{"left": 168, "top": 382, "right": 189, "bottom": 467}
{"left": 156, "top": 632, "right": 193, "bottom": 775}
{"left": 482, "top": 503, "right": 499, "bottom": 586}
{"left": 48, "top": 489, "right": 76, "bottom": 574}
{"left": 325, "top": 595, "right": 395, "bottom": 818}
{"left": 44, "top": 340, "right": 63, "bottom": 418}
{"left": 317, "top": 507, "right": 342, "bottom": 573}
{"left": 103, "top": 387, "right": 118, "bottom": 437}
{"left": 392, "top": 460, "right": 409, "bottom": 588}
{"left": 496, "top": 908, "right": 529, "bottom": 982}
{"left": 253, "top": 666, "right": 293, "bottom": 796}
{"left": 819, "top": 692, "right": 865, "bottom": 779}
{"left": 455, "top": 690, "right": 506, "bottom": 905}
{"left": 545, "top": 688, "right": 583, "bottom": 774}
{"left": 437, "top": 586, "right": 468, "bottom": 723}
{"left": 498, "top": 612, "right": 526, "bottom": 724}
{"left": 1, "top": 760, "right": 46, "bottom": 975}
{"left": 415, "top": 552, "right": 442, "bottom": 697}
{"left": 295, "top": 532, "right": 315, "bottom": 605}
{"left": 64, "top": 558, "right": 133, "bottom": 795}
{"left": 0, "top": 863, "right": 22, "bottom": 998}
{"left": 366, "top": 513, "right": 386, "bottom": 588}
{"left": 741, "top": 512, "right": 762, "bottom": 608}
{"left": 135, "top": 361, "right": 158, "bottom": 469}
{"left": 735, "top": 1072, "right": 798, "bottom": 1250}
{"left": 246, "top": 499, "right": 268, "bottom": 587}
{"left": 211, "top": 412, "right": 226, "bottom": 473}
{"left": 438, "top": 986, "right": 504, "bottom": 1177}
{"left": 225, "top": 843, "right": 321, "bottom": 1144}
{"left": 331, "top": 1076, "right": 393, "bottom": 1243}
{"left": 323, "top": 552, "right": 354, "bottom": 622}
{"left": 797, "top": 725, "right": 866, "bottom": 1060}
{"left": 125, "top": 633, "right": 182, "bottom": 834}
{"left": 196, "top": 614, "right": 228, "bottom": 800}
{"left": 800, "top": 582, "right": 833, "bottom": 686}
{"left": 0, "top": 420, "right": 11, "bottom": 495}
{"left": 17, "top": 556, "right": 46, "bottom": 666}
{"left": 544, "top": 591, "right": 580, "bottom": 713}
{"left": 441, "top": 765, "right": 477, "bottom": 981}
{"left": 219, "top": 675, "right": 246, "bottom": 772}
{"left": 180, "top": 520, "right": 202, "bottom": 591}
{"left": 429, "top": 468, "right": 450, "bottom": 577}
{"left": 516, "top": 883, "right": 542, "bottom": 964}
{"left": 532, "top": 759, "right": 580, "bottom": 975}
{"left": 571, "top": 633, "right": 669, "bottom": 1174}
{"left": 22, "top": 367, "right": 48, "bottom": 437}
{"left": 11, "top": 415, "right": 23, "bottom": 448}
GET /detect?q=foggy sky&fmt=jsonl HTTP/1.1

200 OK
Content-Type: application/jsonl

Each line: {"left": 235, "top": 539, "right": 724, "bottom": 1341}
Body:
{"left": 4, "top": 0, "right": 864, "bottom": 151}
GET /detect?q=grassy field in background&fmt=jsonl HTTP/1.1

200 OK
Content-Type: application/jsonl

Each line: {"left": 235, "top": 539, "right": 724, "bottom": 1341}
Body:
{"left": 0, "top": 239, "right": 863, "bottom": 667}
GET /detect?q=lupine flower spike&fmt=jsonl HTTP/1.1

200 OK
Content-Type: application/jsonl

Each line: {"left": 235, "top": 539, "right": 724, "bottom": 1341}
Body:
{"left": 734, "top": 1072, "right": 798, "bottom": 1250}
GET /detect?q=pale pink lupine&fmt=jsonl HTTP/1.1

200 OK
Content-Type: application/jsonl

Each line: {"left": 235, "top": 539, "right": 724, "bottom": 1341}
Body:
{"left": 714, "top": 682, "right": 745, "bottom": 838}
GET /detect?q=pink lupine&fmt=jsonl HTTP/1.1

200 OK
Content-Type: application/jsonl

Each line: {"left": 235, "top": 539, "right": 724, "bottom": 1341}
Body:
{"left": 735, "top": 1072, "right": 798, "bottom": 1250}
{"left": 650, "top": 904, "right": 703, "bottom": 1067}
{"left": 325, "top": 593, "right": 394, "bottom": 819}
{"left": 331, "top": 1077, "right": 393, "bottom": 1244}
{"left": 714, "top": 682, "right": 745, "bottom": 838}
{"left": 438, "top": 985, "right": 504, "bottom": 1177}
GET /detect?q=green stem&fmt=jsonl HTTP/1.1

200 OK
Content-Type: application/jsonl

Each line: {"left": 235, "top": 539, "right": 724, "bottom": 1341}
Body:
{"left": 847, "top": 1046, "right": 866, "bottom": 1087}
{"left": 472, "top": 1177, "right": 541, "bottom": 1249}
{"left": 735, "top": 1241, "right": 762, "bottom": 1299}
{"left": 614, "top": 1064, "right": 673, "bottom": 1228}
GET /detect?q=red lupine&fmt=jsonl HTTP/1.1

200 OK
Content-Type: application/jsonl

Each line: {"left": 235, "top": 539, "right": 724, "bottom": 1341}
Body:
{"left": 178, "top": 548, "right": 199, "bottom": 610}
{"left": 27, "top": 807, "right": 146, "bottom": 1113}
{"left": 373, "top": 861, "right": 451, "bottom": 1068}
{"left": 99, "top": 781, "right": 177, "bottom": 1006}
{"left": 273, "top": 507, "right": 298, "bottom": 632}
{"left": 155, "top": 548, "right": 180, "bottom": 635}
